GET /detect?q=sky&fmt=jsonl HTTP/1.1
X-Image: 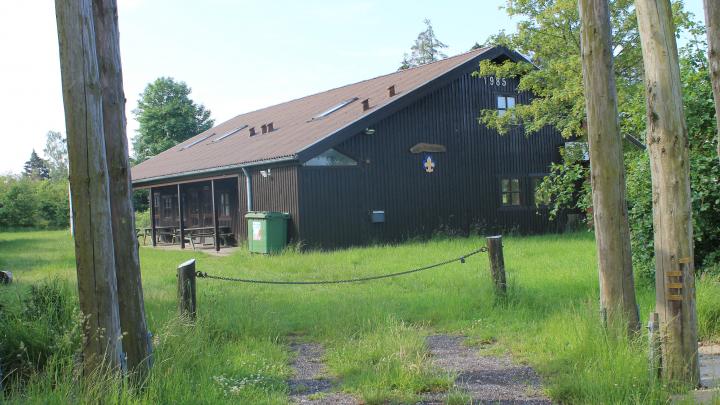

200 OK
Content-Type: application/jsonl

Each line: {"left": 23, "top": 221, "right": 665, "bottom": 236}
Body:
{"left": 0, "top": 0, "right": 707, "bottom": 174}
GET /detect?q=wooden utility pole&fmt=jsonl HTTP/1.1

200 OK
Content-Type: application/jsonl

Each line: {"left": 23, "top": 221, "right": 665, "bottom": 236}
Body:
{"left": 92, "top": 0, "right": 152, "bottom": 379}
{"left": 635, "top": 0, "right": 700, "bottom": 385}
{"left": 705, "top": 0, "right": 720, "bottom": 161}
{"left": 578, "top": 0, "right": 640, "bottom": 332}
{"left": 55, "top": 0, "right": 124, "bottom": 375}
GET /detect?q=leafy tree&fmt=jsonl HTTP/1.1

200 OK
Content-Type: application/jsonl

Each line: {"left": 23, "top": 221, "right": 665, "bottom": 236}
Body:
{"left": 23, "top": 150, "right": 50, "bottom": 180}
{"left": 132, "top": 77, "right": 213, "bottom": 163}
{"left": 43, "top": 131, "right": 69, "bottom": 180}
{"left": 0, "top": 175, "right": 69, "bottom": 228}
{"left": 0, "top": 176, "right": 38, "bottom": 227}
{"left": 132, "top": 189, "right": 149, "bottom": 212}
{"left": 399, "top": 19, "right": 448, "bottom": 70}
{"left": 536, "top": 29, "right": 720, "bottom": 279}
{"left": 475, "top": 0, "right": 692, "bottom": 139}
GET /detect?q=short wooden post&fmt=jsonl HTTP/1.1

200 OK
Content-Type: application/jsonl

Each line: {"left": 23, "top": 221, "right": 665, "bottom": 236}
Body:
{"left": 177, "top": 259, "right": 196, "bottom": 320}
{"left": 648, "top": 312, "right": 661, "bottom": 379}
{"left": 486, "top": 236, "right": 507, "bottom": 298}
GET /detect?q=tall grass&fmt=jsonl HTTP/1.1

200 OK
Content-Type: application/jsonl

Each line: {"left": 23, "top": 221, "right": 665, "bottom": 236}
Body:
{"left": 1, "top": 230, "right": 718, "bottom": 403}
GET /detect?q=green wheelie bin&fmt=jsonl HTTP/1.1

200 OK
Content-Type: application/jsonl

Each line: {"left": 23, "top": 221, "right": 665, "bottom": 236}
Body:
{"left": 245, "top": 211, "right": 290, "bottom": 254}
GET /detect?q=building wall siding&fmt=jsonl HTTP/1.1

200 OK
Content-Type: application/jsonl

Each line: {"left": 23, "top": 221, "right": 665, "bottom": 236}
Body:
{"left": 239, "top": 165, "right": 301, "bottom": 243}
{"left": 297, "top": 68, "right": 565, "bottom": 248}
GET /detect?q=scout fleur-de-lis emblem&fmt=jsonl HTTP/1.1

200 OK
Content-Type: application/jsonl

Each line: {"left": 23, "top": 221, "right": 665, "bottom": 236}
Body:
{"left": 423, "top": 155, "right": 435, "bottom": 173}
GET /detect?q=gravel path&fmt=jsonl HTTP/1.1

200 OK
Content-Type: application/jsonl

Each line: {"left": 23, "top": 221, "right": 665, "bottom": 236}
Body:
{"left": 700, "top": 343, "right": 720, "bottom": 388}
{"left": 423, "top": 335, "right": 551, "bottom": 405}
{"left": 287, "top": 342, "right": 357, "bottom": 405}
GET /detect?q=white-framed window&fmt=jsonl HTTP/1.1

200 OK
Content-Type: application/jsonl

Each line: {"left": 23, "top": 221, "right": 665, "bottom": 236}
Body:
{"left": 497, "top": 95, "right": 516, "bottom": 117}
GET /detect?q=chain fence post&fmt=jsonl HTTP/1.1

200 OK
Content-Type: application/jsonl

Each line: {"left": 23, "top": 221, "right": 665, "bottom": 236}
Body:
{"left": 177, "top": 259, "right": 197, "bottom": 321}
{"left": 486, "top": 235, "right": 507, "bottom": 299}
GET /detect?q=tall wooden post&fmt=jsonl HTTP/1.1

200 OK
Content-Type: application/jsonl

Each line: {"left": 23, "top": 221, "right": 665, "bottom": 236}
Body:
{"left": 211, "top": 180, "right": 220, "bottom": 252}
{"left": 578, "top": 0, "right": 640, "bottom": 332}
{"left": 178, "top": 184, "right": 185, "bottom": 249}
{"left": 705, "top": 0, "right": 720, "bottom": 161}
{"left": 150, "top": 187, "right": 157, "bottom": 247}
{"left": 92, "top": 0, "right": 152, "bottom": 378}
{"left": 177, "top": 259, "right": 197, "bottom": 320}
{"left": 486, "top": 236, "right": 507, "bottom": 298}
{"left": 635, "top": 0, "right": 700, "bottom": 385}
{"left": 55, "top": 0, "right": 124, "bottom": 375}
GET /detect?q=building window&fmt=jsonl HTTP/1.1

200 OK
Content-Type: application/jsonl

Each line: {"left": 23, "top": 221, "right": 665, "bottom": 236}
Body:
{"left": 304, "top": 148, "right": 358, "bottom": 167}
{"left": 162, "top": 196, "right": 173, "bottom": 219}
{"left": 497, "top": 95, "right": 516, "bottom": 117}
{"left": 501, "top": 178, "right": 521, "bottom": 206}
{"left": 219, "top": 192, "right": 231, "bottom": 217}
{"left": 153, "top": 193, "right": 160, "bottom": 208}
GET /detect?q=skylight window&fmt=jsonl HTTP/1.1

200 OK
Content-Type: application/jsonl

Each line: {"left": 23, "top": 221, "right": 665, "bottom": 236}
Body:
{"left": 180, "top": 133, "right": 214, "bottom": 150}
{"left": 311, "top": 97, "right": 359, "bottom": 120}
{"left": 212, "top": 125, "right": 248, "bottom": 143}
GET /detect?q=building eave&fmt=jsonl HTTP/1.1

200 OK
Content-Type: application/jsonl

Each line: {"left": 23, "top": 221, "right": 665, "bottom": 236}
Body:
{"left": 132, "top": 155, "right": 297, "bottom": 188}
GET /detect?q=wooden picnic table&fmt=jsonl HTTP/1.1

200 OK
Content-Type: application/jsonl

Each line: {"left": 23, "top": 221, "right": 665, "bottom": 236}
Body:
{"left": 138, "top": 225, "right": 233, "bottom": 249}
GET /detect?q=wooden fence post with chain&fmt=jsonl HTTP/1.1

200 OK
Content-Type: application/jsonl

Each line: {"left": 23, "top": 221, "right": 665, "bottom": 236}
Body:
{"left": 177, "top": 259, "right": 197, "bottom": 321}
{"left": 486, "top": 236, "right": 507, "bottom": 299}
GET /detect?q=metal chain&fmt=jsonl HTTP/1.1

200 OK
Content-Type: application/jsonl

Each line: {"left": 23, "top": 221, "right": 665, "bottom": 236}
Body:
{"left": 195, "top": 247, "right": 487, "bottom": 285}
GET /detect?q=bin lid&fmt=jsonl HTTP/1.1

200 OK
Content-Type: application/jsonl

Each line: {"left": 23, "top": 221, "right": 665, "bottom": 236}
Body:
{"left": 245, "top": 211, "right": 290, "bottom": 219}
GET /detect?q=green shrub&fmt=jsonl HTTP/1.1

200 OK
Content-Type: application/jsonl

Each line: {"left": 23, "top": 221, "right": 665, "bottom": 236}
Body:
{"left": 0, "top": 176, "right": 69, "bottom": 229}
{"left": 135, "top": 209, "right": 151, "bottom": 230}
{"left": 35, "top": 180, "right": 70, "bottom": 228}
{"left": 0, "top": 177, "right": 39, "bottom": 227}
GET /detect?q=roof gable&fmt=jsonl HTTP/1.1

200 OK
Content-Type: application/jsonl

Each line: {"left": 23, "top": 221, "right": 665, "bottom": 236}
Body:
{"left": 132, "top": 46, "right": 527, "bottom": 185}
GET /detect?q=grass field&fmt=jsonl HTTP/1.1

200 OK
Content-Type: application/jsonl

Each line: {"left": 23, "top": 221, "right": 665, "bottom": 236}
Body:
{"left": 1, "top": 230, "right": 720, "bottom": 404}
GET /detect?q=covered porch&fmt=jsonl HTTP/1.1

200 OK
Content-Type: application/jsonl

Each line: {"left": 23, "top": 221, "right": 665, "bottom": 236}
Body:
{"left": 144, "top": 176, "right": 242, "bottom": 251}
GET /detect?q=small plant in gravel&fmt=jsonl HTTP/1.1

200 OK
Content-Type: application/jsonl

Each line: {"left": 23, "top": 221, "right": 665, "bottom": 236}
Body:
{"left": 446, "top": 389, "right": 472, "bottom": 405}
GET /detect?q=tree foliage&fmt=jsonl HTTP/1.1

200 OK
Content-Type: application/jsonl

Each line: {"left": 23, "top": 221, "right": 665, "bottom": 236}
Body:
{"left": 0, "top": 176, "right": 69, "bottom": 228}
{"left": 535, "top": 24, "right": 720, "bottom": 279}
{"left": 43, "top": 131, "right": 69, "bottom": 180}
{"left": 23, "top": 150, "right": 50, "bottom": 181}
{"left": 626, "top": 34, "right": 720, "bottom": 278}
{"left": 476, "top": 0, "right": 692, "bottom": 139}
{"left": 399, "top": 19, "right": 448, "bottom": 70}
{"left": 131, "top": 77, "right": 213, "bottom": 163}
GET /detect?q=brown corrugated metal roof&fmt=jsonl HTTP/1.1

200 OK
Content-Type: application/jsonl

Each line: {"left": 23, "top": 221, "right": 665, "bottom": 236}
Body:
{"left": 131, "top": 47, "right": 491, "bottom": 183}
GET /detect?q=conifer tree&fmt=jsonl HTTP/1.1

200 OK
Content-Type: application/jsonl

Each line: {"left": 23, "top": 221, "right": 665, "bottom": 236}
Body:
{"left": 23, "top": 150, "right": 50, "bottom": 180}
{"left": 399, "top": 19, "right": 448, "bottom": 70}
